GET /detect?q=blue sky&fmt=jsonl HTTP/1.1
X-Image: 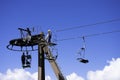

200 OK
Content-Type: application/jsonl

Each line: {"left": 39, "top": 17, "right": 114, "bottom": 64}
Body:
{"left": 0, "top": 0, "right": 120, "bottom": 80}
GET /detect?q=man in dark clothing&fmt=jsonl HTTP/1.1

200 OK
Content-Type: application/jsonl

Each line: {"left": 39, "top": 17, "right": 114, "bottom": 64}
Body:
{"left": 21, "top": 52, "right": 26, "bottom": 67}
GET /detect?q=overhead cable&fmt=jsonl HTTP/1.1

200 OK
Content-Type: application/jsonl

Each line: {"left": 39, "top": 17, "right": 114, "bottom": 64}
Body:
{"left": 56, "top": 18, "right": 120, "bottom": 32}
{"left": 58, "top": 30, "right": 120, "bottom": 41}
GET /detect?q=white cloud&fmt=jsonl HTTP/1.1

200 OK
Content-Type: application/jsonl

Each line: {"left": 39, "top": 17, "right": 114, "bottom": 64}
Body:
{"left": 87, "top": 58, "right": 120, "bottom": 80}
{"left": 0, "top": 69, "right": 36, "bottom": 80}
{"left": 0, "top": 69, "right": 84, "bottom": 80}
{"left": 66, "top": 72, "right": 84, "bottom": 80}
{"left": 0, "top": 69, "right": 50, "bottom": 80}
{"left": 0, "top": 58, "right": 120, "bottom": 80}
{"left": 45, "top": 76, "right": 51, "bottom": 80}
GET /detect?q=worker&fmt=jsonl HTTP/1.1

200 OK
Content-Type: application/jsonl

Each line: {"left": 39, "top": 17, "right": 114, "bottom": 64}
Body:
{"left": 26, "top": 28, "right": 31, "bottom": 36}
{"left": 21, "top": 52, "right": 26, "bottom": 67}
{"left": 26, "top": 28, "right": 31, "bottom": 43}
{"left": 26, "top": 51, "right": 31, "bottom": 67}
{"left": 45, "top": 29, "right": 52, "bottom": 43}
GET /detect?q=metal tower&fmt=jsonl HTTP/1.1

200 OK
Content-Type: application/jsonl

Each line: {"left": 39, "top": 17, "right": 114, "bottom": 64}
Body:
{"left": 7, "top": 28, "right": 66, "bottom": 80}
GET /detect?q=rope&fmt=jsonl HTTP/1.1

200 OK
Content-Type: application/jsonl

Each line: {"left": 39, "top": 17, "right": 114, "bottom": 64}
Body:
{"left": 56, "top": 18, "right": 120, "bottom": 32}
{"left": 58, "top": 30, "right": 120, "bottom": 41}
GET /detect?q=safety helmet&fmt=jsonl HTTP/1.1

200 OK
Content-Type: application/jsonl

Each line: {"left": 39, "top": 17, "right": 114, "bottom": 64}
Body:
{"left": 48, "top": 29, "right": 51, "bottom": 32}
